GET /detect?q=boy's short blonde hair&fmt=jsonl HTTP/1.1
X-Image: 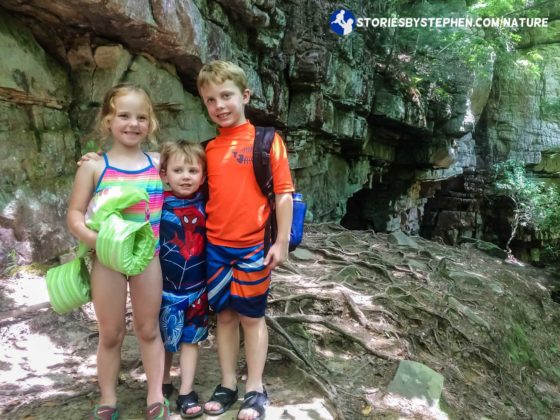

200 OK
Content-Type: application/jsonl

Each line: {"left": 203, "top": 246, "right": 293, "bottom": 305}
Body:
{"left": 197, "top": 60, "right": 249, "bottom": 93}
{"left": 160, "top": 140, "right": 206, "bottom": 173}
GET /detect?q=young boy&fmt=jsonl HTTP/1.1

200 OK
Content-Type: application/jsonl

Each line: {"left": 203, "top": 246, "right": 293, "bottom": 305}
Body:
{"left": 197, "top": 61, "right": 294, "bottom": 420}
{"left": 158, "top": 141, "right": 209, "bottom": 419}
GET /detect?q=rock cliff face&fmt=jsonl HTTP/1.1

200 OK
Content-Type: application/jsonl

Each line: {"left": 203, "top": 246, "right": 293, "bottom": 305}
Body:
{"left": 476, "top": 4, "right": 560, "bottom": 167}
{"left": 426, "top": 4, "right": 560, "bottom": 252}
{"left": 0, "top": 1, "right": 559, "bottom": 266}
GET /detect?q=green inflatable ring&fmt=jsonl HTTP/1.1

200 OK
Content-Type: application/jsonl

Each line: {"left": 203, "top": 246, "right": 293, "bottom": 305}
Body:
{"left": 46, "top": 257, "right": 91, "bottom": 314}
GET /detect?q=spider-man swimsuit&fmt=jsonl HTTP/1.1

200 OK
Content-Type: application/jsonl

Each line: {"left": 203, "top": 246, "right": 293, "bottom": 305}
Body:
{"left": 158, "top": 191, "right": 208, "bottom": 351}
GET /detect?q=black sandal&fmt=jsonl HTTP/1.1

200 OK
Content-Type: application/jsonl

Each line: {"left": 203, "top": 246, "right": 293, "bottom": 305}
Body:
{"left": 204, "top": 384, "right": 239, "bottom": 416}
{"left": 176, "top": 391, "right": 203, "bottom": 419}
{"left": 162, "top": 383, "right": 176, "bottom": 400}
{"left": 238, "top": 388, "right": 269, "bottom": 420}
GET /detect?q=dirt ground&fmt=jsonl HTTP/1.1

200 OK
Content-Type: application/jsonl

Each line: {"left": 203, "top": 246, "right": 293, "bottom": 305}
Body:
{"left": 2, "top": 223, "right": 560, "bottom": 419}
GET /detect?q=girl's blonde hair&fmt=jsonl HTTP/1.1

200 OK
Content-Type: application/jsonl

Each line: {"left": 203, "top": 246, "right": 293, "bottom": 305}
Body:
{"left": 160, "top": 140, "right": 206, "bottom": 174}
{"left": 197, "top": 60, "right": 249, "bottom": 93}
{"left": 97, "top": 83, "right": 159, "bottom": 144}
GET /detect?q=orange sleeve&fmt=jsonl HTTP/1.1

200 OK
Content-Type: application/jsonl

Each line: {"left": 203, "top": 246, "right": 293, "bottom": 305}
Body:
{"left": 270, "top": 133, "right": 295, "bottom": 194}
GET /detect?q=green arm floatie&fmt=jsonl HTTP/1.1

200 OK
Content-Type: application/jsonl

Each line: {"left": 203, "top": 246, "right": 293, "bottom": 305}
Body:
{"left": 95, "top": 213, "right": 156, "bottom": 276}
{"left": 86, "top": 186, "right": 156, "bottom": 276}
{"left": 46, "top": 186, "right": 157, "bottom": 314}
{"left": 46, "top": 255, "right": 91, "bottom": 314}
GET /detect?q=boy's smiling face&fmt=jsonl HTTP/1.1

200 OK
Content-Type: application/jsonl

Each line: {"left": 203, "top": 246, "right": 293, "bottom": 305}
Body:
{"left": 199, "top": 79, "right": 250, "bottom": 128}
{"left": 162, "top": 154, "right": 205, "bottom": 198}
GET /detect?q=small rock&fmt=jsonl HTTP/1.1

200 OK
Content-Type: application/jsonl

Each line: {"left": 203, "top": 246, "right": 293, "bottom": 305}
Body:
{"left": 388, "top": 231, "right": 419, "bottom": 249}
{"left": 290, "top": 248, "right": 315, "bottom": 261}
{"left": 387, "top": 360, "right": 444, "bottom": 407}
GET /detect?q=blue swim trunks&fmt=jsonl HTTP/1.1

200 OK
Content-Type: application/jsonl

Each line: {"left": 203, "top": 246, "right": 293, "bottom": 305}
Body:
{"left": 159, "top": 288, "right": 209, "bottom": 352}
{"left": 206, "top": 241, "right": 271, "bottom": 318}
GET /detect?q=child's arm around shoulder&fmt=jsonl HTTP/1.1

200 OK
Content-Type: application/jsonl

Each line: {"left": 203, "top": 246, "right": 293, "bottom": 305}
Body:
{"left": 67, "top": 159, "right": 101, "bottom": 249}
{"left": 77, "top": 152, "right": 102, "bottom": 166}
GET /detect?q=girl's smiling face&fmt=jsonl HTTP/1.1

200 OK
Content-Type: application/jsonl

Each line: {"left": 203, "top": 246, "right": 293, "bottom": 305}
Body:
{"left": 107, "top": 92, "right": 151, "bottom": 147}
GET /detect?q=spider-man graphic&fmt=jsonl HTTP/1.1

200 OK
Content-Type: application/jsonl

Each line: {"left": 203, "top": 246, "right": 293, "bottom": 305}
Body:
{"left": 186, "top": 293, "right": 209, "bottom": 328}
{"left": 170, "top": 207, "right": 205, "bottom": 260}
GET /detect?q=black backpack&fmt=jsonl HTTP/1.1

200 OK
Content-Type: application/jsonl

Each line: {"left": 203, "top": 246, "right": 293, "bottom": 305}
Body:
{"left": 202, "top": 126, "right": 295, "bottom": 254}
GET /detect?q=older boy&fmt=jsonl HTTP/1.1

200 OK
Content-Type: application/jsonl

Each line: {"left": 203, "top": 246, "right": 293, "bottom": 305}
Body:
{"left": 197, "top": 61, "right": 294, "bottom": 420}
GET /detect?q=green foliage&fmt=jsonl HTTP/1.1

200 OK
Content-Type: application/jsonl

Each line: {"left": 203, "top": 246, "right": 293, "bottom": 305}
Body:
{"left": 471, "top": 0, "right": 531, "bottom": 17}
{"left": 83, "top": 139, "right": 100, "bottom": 154}
{"left": 541, "top": 99, "right": 560, "bottom": 120}
{"left": 491, "top": 159, "right": 560, "bottom": 260}
{"left": 505, "top": 322, "right": 541, "bottom": 369}
{"left": 377, "top": 0, "right": 549, "bottom": 106}
{"left": 2, "top": 249, "right": 19, "bottom": 277}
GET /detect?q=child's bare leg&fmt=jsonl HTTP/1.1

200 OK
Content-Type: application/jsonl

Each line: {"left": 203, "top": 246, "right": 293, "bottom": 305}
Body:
{"left": 163, "top": 351, "right": 173, "bottom": 384}
{"left": 179, "top": 343, "right": 198, "bottom": 394}
{"left": 238, "top": 315, "right": 268, "bottom": 420}
{"left": 217, "top": 308, "right": 240, "bottom": 390}
{"left": 204, "top": 308, "right": 240, "bottom": 412}
{"left": 179, "top": 343, "right": 201, "bottom": 415}
{"left": 129, "top": 258, "right": 165, "bottom": 406}
{"left": 91, "top": 259, "right": 128, "bottom": 407}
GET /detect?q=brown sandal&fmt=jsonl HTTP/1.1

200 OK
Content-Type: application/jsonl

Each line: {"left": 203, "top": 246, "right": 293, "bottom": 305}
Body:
{"left": 145, "top": 400, "right": 170, "bottom": 420}
{"left": 90, "top": 405, "right": 119, "bottom": 420}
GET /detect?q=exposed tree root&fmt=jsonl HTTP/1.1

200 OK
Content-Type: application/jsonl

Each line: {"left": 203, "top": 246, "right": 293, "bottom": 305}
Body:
{"left": 271, "top": 314, "right": 398, "bottom": 361}
{"left": 266, "top": 315, "right": 324, "bottom": 376}
{"left": 341, "top": 290, "right": 389, "bottom": 335}
{"left": 353, "top": 260, "right": 394, "bottom": 281}
{"left": 303, "top": 246, "right": 347, "bottom": 261}
{"left": 269, "top": 293, "right": 333, "bottom": 304}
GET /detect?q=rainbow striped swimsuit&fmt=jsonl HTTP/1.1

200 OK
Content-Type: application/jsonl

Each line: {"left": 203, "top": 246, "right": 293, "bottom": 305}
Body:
{"left": 95, "top": 153, "right": 163, "bottom": 254}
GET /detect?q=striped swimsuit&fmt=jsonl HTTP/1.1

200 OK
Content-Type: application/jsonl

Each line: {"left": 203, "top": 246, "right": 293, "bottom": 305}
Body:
{"left": 95, "top": 153, "right": 164, "bottom": 254}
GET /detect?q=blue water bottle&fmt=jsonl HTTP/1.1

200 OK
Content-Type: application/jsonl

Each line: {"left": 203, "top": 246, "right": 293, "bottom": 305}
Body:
{"left": 289, "top": 192, "right": 307, "bottom": 251}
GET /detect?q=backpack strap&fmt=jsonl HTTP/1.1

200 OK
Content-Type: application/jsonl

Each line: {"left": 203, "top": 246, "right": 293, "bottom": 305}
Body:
{"left": 252, "top": 127, "right": 276, "bottom": 201}
{"left": 200, "top": 138, "right": 213, "bottom": 150}
{"left": 253, "top": 126, "right": 276, "bottom": 255}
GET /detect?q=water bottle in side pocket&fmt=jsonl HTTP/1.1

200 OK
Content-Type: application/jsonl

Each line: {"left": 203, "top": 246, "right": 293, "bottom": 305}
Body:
{"left": 289, "top": 192, "right": 307, "bottom": 251}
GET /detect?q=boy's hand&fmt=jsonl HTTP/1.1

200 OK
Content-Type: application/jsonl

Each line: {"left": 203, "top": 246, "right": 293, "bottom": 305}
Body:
{"left": 77, "top": 152, "right": 102, "bottom": 166}
{"left": 264, "top": 240, "right": 289, "bottom": 269}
